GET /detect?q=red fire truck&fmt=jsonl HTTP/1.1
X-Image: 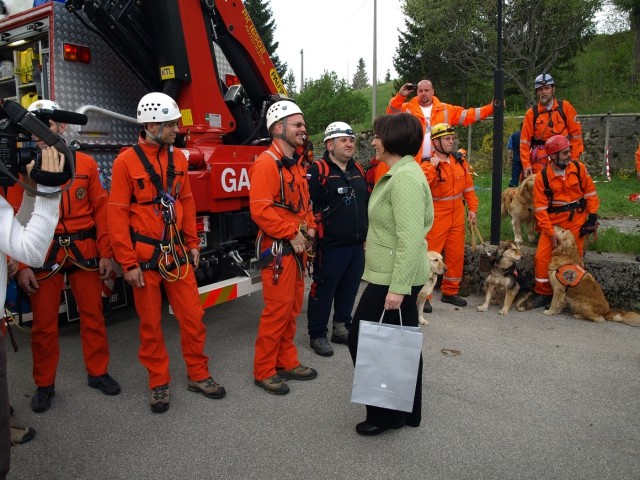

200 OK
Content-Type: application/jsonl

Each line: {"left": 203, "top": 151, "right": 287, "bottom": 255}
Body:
{"left": 0, "top": 0, "right": 288, "bottom": 321}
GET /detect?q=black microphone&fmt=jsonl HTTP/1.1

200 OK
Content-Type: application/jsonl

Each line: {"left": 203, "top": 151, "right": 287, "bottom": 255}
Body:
{"left": 35, "top": 108, "right": 88, "bottom": 125}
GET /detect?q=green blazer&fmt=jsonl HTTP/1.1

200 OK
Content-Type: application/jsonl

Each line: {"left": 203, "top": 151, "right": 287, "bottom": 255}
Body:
{"left": 363, "top": 155, "right": 434, "bottom": 294}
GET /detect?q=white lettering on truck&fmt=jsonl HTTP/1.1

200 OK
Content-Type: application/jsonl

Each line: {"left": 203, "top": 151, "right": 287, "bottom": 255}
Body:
{"left": 221, "top": 167, "right": 250, "bottom": 192}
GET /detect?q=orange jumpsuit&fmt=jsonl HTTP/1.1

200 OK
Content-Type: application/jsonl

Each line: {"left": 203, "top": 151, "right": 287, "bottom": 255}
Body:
{"left": 533, "top": 161, "right": 599, "bottom": 295}
{"left": 421, "top": 155, "right": 479, "bottom": 296}
{"left": 25, "top": 152, "right": 112, "bottom": 387}
{"left": 375, "top": 94, "right": 494, "bottom": 181}
{"left": 635, "top": 143, "right": 640, "bottom": 175}
{"left": 0, "top": 184, "right": 24, "bottom": 214}
{"left": 108, "top": 136, "right": 209, "bottom": 388}
{"left": 520, "top": 98, "right": 583, "bottom": 174}
{"left": 249, "top": 145, "right": 315, "bottom": 381}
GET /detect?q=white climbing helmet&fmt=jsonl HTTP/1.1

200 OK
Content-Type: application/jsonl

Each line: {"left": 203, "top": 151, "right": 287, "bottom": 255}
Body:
{"left": 137, "top": 92, "right": 181, "bottom": 124}
{"left": 266, "top": 100, "right": 303, "bottom": 130}
{"left": 27, "top": 99, "right": 61, "bottom": 112}
{"left": 324, "top": 121, "right": 355, "bottom": 143}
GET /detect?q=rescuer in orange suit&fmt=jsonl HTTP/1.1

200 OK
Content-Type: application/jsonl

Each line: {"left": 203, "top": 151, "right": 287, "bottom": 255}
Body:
{"left": 108, "top": 92, "right": 225, "bottom": 413}
{"left": 420, "top": 123, "right": 479, "bottom": 310}
{"left": 520, "top": 73, "right": 583, "bottom": 177}
{"left": 375, "top": 79, "right": 494, "bottom": 181}
{"left": 14, "top": 100, "right": 120, "bottom": 414}
{"left": 249, "top": 100, "right": 318, "bottom": 395}
{"left": 529, "top": 135, "right": 599, "bottom": 309}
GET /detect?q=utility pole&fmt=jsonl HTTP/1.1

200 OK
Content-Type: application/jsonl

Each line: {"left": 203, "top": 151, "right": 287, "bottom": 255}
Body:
{"left": 490, "top": 0, "right": 504, "bottom": 245}
{"left": 300, "top": 49, "right": 304, "bottom": 93}
{"left": 371, "top": 0, "right": 377, "bottom": 122}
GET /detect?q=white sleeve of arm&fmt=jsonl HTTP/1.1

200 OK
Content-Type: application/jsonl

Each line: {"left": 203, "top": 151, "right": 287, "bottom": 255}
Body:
{"left": 1, "top": 185, "right": 61, "bottom": 267}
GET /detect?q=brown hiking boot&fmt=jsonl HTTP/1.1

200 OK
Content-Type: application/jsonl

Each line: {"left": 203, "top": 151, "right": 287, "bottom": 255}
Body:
{"left": 254, "top": 374, "right": 290, "bottom": 395}
{"left": 188, "top": 377, "right": 226, "bottom": 399}
{"left": 150, "top": 384, "right": 170, "bottom": 413}
{"left": 277, "top": 364, "right": 318, "bottom": 381}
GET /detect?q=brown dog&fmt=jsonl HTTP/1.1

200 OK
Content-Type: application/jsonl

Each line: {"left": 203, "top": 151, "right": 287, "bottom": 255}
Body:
{"left": 544, "top": 226, "right": 640, "bottom": 326}
{"left": 417, "top": 251, "right": 447, "bottom": 325}
{"left": 476, "top": 241, "right": 532, "bottom": 315}
{"left": 501, "top": 174, "right": 537, "bottom": 244}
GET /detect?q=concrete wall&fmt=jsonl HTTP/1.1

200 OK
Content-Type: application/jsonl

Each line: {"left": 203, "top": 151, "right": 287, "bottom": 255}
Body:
{"left": 461, "top": 245, "right": 640, "bottom": 311}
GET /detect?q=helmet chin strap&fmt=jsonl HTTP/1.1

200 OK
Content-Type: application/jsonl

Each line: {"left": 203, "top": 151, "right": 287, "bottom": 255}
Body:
{"left": 145, "top": 122, "right": 168, "bottom": 145}
{"left": 433, "top": 139, "right": 447, "bottom": 156}
{"left": 274, "top": 118, "right": 298, "bottom": 149}
{"left": 551, "top": 154, "right": 569, "bottom": 169}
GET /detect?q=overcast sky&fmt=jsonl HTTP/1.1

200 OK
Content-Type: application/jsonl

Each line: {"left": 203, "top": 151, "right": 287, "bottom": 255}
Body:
{"left": 269, "top": 0, "right": 405, "bottom": 88}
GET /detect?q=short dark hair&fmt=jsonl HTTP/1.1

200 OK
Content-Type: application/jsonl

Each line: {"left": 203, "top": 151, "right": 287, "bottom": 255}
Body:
{"left": 373, "top": 113, "right": 422, "bottom": 157}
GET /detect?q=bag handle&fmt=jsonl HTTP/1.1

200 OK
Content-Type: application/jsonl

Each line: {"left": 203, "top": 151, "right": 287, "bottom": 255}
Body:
{"left": 378, "top": 308, "right": 405, "bottom": 334}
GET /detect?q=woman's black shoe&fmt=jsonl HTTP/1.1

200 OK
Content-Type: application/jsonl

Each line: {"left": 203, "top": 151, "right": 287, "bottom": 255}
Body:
{"left": 356, "top": 421, "right": 387, "bottom": 436}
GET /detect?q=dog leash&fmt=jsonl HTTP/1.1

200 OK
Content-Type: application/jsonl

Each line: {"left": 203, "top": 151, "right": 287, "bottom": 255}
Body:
{"left": 469, "top": 223, "right": 489, "bottom": 255}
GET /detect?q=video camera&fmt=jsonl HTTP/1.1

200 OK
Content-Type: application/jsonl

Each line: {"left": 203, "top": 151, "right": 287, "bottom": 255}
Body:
{"left": 0, "top": 100, "right": 86, "bottom": 189}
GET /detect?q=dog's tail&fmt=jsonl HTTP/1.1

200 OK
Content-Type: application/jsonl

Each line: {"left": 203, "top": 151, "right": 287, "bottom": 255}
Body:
{"left": 606, "top": 309, "right": 640, "bottom": 327}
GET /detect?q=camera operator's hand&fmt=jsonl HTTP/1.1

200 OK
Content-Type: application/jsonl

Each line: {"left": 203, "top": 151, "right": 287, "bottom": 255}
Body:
{"left": 31, "top": 146, "right": 65, "bottom": 177}
{"left": 16, "top": 268, "right": 39, "bottom": 295}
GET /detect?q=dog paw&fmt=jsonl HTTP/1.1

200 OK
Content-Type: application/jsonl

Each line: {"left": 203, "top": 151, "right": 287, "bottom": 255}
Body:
{"left": 543, "top": 309, "right": 555, "bottom": 316}
{"left": 498, "top": 308, "right": 508, "bottom": 315}
{"left": 476, "top": 305, "right": 488, "bottom": 312}
{"left": 418, "top": 317, "right": 429, "bottom": 326}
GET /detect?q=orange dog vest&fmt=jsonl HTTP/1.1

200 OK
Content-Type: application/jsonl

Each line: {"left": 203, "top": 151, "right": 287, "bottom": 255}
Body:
{"left": 554, "top": 264, "right": 587, "bottom": 288}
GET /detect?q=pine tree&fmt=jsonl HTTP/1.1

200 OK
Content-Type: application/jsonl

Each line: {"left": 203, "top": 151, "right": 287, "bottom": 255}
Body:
{"left": 283, "top": 69, "right": 297, "bottom": 97}
{"left": 244, "top": 0, "right": 287, "bottom": 78}
{"left": 351, "top": 58, "right": 370, "bottom": 90}
{"left": 384, "top": 69, "right": 391, "bottom": 83}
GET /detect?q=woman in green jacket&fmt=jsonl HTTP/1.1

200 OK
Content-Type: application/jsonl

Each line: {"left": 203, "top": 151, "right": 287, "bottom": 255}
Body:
{"left": 348, "top": 113, "right": 434, "bottom": 436}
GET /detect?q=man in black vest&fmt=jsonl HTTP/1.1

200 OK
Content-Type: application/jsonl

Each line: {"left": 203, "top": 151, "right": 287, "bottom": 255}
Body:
{"left": 306, "top": 122, "right": 368, "bottom": 356}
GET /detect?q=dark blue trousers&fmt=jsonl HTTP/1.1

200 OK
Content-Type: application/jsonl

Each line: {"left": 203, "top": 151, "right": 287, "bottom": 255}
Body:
{"left": 509, "top": 161, "right": 523, "bottom": 187}
{"left": 307, "top": 244, "right": 364, "bottom": 339}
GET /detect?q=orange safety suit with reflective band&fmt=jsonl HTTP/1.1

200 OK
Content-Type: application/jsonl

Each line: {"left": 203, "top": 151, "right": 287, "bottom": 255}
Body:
{"left": 635, "top": 143, "right": 640, "bottom": 174}
{"left": 249, "top": 144, "right": 316, "bottom": 381}
{"left": 520, "top": 98, "right": 583, "bottom": 173}
{"left": 421, "top": 154, "right": 479, "bottom": 296}
{"left": 26, "top": 152, "right": 112, "bottom": 387}
{"left": 533, "top": 161, "right": 599, "bottom": 296}
{"left": 375, "top": 94, "right": 494, "bottom": 183}
{"left": 108, "top": 136, "right": 209, "bottom": 388}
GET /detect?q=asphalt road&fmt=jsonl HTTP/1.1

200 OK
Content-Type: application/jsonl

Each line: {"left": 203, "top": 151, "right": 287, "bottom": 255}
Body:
{"left": 6, "top": 282, "right": 640, "bottom": 480}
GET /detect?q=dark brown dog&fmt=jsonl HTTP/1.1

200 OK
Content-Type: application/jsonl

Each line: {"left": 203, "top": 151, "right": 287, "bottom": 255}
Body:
{"left": 544, "top": 226, "right": 640, "bottom": 326}
{"left": 476, "top": 241, "right": 532, "bottom": 315}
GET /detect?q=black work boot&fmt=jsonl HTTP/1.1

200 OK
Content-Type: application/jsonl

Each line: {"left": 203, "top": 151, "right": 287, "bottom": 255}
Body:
{"left": 441, "top": 294, "right": 467, "bottom": 307}
{"left": 530, "top": 294, "right": 553, "bottom": 309}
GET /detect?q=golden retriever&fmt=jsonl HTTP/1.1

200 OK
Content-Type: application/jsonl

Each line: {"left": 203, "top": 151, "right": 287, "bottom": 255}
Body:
{"left": 544, "top": 226, "right": 640, "bottom": 326}
{"left": 476, "top": 241, "right": 532, "bottom": 315}
{"left": 501, "top": 174, "right": 537, "bottom": 244}
{"left": 417, "top": 251, "right": 447, "bottom": 325}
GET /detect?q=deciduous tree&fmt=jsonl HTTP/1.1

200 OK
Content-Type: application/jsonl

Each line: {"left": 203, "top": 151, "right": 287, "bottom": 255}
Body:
{"left": 296, "top": 72, "right": 369, "bottom": 134}
{"left": 395, "top": 0, "right": 601, "bottom": 103}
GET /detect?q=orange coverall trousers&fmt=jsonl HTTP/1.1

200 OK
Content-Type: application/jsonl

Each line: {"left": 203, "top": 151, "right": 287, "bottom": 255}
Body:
{"left": 132, "top": 268, "right": 210, "bottom": 389}
{"left": 426, "top": 200, "right": 466, "bottom": 296}
{"left": 31, "top": 260, "right": 109, "bottom": 387}
{"left": 254, "top": 254, "right": 304, "bottom": 381}
{"left": 534, "top": 213, "right": 586, "bottom": 296}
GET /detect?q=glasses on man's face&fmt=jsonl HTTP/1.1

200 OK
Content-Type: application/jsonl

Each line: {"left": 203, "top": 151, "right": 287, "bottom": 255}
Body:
{"left": 289, "top": 122, "right": 306, "bottom": 129}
